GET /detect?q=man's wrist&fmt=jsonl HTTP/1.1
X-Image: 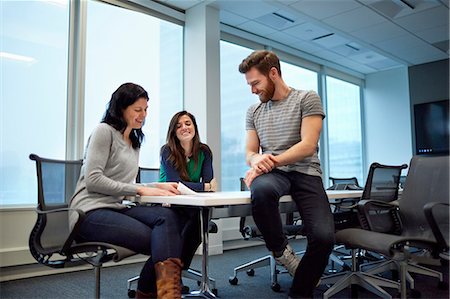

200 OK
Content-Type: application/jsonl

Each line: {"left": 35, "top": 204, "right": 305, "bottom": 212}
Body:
{"left": 248, "top": 152, "right": 258, "bottom": 166}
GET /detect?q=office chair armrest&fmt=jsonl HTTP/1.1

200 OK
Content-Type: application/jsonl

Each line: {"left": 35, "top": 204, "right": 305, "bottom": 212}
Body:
{"left": 424, "top": 202, "right": 449, "bottom": 253}
{"left": 357, "top": 199, "right": 402, "bottom": 234}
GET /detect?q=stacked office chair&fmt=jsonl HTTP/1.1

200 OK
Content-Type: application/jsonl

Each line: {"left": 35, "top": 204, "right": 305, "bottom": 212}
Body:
{"left": 320, "top": 155, "right": 448, "bottom": 299}
{"left": 228, "top": 178, "right": 304, "bottom": 292}
{"left": 127, "top": 167, "right": 218, "bottom": 298}
{"left": 29, "top": 154, "right": 137, "bottom": 299}
{"left": 424, "top": 202, "right": 449, "bottom": 262}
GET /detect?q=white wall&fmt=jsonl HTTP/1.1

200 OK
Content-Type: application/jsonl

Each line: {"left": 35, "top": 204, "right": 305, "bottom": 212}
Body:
{"left": 364, "top": 66, "right": 413, "bottom": 172}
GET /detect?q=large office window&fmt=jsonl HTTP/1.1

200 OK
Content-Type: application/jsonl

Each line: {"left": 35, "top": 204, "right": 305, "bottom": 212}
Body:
{"left": 326, "top": 76, "right": 363, "bottom": 184}
{"left": 220, "top": 41, "right": 255, "bottom": 191}
{"left": 1, "top": 1, "right": 69, "bottom": 205}
{"left": 84, "top": 0, "right": 183, "bottom": 168}
{"left": 220, "top": 41, "right": 319, "bottom": 191}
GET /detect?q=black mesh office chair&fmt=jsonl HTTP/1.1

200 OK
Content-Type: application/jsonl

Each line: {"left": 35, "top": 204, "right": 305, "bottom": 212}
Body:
{"left": 320, "top": 155, "right": 448, "bottom": 299}
{"left": 29, "top": 154, "right": 137, "bottom": 299}
{"left": 127, "top": 167, "right": 217, "bottom": 297}
{"left": 228, "top": 178, "right": 304, "bottom": 292}
{"left": 424, "top": 202, "right": 449, "bottom": 261}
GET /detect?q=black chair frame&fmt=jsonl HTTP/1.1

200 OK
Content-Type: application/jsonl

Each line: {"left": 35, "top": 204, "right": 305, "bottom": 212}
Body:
{"left": 29, "top": 154, "right": 136, "bottom": 299}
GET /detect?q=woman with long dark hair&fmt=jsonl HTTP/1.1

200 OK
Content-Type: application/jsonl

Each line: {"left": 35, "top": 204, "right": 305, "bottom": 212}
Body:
{"left": 70, "top": 83, "right": 183, "bottom": 299}
{"left": 159, "top": 111, "right": 216, "bottom": 291}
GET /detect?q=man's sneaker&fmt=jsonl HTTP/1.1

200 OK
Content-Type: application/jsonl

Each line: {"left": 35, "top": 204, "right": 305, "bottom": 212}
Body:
{"left": 274, "top": 244, "right": 301, "bottom": 276}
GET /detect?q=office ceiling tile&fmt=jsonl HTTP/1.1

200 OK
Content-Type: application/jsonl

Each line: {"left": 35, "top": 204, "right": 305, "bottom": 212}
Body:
{"left": 349, "top": 50, "right": 390, "bottom": 64}
{"left": 290, "top": 39, "right": 324, "bottom": 54}
{"left": 330, "top": 42, "right": 365, "bottom": 57}
{"left": 314, "top": 49, "right": 346, "bottom": 62}
{"left": 416, "top": 25, "right": 450, "bottom": 44}
{"left": 289, "top": 0, "right": 361, "bottom": 20}
{"left": 283, "top": 22, "right": 332, "bottom": 41}
{"left": 212, "top": 0, "right": 279, "bottom": 19}
{"left": 266, "top": 31, "right": 302, "bottom": 46}
{"left": 395, "top": 5, "right": 449, "bottom": 32}
{"left": 364, "top": 57, "right": 403, "bottom": 70}
{"left": 254, "top": 10, "right": 304, "bottom": 30}
{"left": 312, "top": 33, "right": 350, "bottom": 48}
{"left": 376, "top": 34, "right": 446, "bottom": 64}
{"left": 350, "top": 21, "right": 409, "bottom": 43}
{"left": 238, "top": 20, "right": 279, "bottom": 36}
{"left": 323, "top": 6, "right": 387, "bottom": 32}
{"left": 220, "top": 10, "right": 247, "bottom": 26}
{"left": 333, "top": 56, "right": 378, "bottom": 73}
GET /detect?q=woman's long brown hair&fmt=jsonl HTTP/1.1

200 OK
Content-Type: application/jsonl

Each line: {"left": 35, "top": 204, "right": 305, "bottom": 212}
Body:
{"left": 165, "top": 111, "right": 211, "bottom": 181}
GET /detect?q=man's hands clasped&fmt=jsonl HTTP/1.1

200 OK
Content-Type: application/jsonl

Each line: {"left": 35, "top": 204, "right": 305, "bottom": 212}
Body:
{"left": 244, "top": 153, "right": 278, "bottom": 188}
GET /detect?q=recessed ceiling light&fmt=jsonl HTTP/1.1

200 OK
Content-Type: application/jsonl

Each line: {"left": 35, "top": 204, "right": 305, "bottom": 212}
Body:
{"left": 0, "top": 52, "right": 36, "bottom": 63}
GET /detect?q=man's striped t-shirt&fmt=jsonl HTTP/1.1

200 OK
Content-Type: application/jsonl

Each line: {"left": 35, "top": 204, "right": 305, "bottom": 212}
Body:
{"left": 245, "top": 88, "right": 325, "bottom": 177}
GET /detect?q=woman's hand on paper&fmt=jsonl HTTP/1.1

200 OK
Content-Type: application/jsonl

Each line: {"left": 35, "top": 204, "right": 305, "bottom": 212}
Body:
{"left": 137, "top": 184, "right": 179, "bottom": 196}
{"left": 154, "top": 182, "right": 180, "bottom": 195}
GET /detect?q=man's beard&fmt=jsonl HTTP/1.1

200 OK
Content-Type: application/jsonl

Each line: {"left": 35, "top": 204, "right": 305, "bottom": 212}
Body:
{"left": 259, "top": 77, "right": 275, "bottom": 103}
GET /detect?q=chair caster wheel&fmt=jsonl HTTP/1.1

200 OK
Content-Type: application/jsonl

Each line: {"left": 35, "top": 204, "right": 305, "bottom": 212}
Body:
{"left": 438, "top": 281, "right": 448, "bottom": 290}
{"left": 246, "top": 269, "right": 255, "bottom": 276}
{"left": 229, "top": 276, "right": 238, "bottom": 285}
{"left": 181, "top": 285, "right": 190, "bottom": 294}
{"left": 212, "top": 288, "right": 218, "bottom": 296}
{"left": 271, "top": 282, "right": 281, "bottom": 292}
{"left": 128, "top": 289, "right": 136, "bottom": 298}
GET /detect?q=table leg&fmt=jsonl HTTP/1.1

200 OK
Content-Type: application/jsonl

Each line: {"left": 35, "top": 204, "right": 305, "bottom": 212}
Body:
{"left": 184, "top": 207, "right": 217, "bottom": 298}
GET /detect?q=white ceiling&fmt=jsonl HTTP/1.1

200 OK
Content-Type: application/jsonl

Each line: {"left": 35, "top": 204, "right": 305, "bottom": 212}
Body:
{"left": 156, "top": 0, "right": 449, "bottom": 74}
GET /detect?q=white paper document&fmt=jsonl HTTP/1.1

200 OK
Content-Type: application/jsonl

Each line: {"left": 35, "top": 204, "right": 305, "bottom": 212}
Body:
{"left": 177, "top": 182, "right": 211, "bottom": 197}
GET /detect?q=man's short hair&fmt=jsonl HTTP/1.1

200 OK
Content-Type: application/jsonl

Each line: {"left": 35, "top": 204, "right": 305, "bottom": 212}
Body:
{"left": 238, "top": 50, "right": 282, "bottom": 77}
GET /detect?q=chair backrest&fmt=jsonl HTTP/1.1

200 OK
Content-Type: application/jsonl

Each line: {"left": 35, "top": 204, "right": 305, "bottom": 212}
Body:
{"left": 29, "top": 154, "right": 82, "bottom": 210}
{"left": 361, "top": 162, "right": 408, "bottom": 202}
{"left": 399, "top": 155, "right": 449, "bottom": 239}
{"left": 329, "top": 177, "right": 362, "bottom": 190}
{"left": 29, "top": 154, "right": 83, "bottom": 266}
{"left": 136, "top": 167, "right": 160, "bottom": 184}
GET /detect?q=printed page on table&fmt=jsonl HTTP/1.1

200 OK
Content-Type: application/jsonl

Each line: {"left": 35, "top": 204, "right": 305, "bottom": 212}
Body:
{"left": 177, "top": 182, "right": 211, "bottom": 197}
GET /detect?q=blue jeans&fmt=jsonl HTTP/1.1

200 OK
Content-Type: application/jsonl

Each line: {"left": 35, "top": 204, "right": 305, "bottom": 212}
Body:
{"left": 75, "top": 205, "right": 182, "bottom": 293}
{"left": 250, "top": 169, "right": 335, "bottom": 298}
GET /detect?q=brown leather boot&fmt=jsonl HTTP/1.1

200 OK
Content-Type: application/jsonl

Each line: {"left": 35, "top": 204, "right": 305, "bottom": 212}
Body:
{"left": 136, "top": 289, "right": 156, "bottom": 299}
{"left": 154, "top": 258, "right": 183, "bottom": 299}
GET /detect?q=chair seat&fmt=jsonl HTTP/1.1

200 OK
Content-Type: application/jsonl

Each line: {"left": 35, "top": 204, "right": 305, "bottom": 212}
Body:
{"left": 70, "top": 242, "right": 137, "bottom": 262}
{"left": 336, "top": 228, "right": 436, "bottom": 257}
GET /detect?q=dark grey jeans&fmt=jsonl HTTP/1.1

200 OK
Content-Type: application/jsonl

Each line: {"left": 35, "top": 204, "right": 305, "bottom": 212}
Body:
{"left": 75, "top": 205, "right": 182, "bottom": 293}
{"left": 250, "top": 169, "right": 335, "bottom": 298}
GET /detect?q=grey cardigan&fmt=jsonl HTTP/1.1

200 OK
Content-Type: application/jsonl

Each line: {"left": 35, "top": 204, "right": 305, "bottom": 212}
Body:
{"left": 69, "top": 123, "right": 140, "bottom": 230}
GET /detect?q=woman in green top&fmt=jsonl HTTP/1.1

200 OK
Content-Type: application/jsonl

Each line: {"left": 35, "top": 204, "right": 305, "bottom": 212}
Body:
{"left": 159, "top": 111, "right": 216, "bottom": 290}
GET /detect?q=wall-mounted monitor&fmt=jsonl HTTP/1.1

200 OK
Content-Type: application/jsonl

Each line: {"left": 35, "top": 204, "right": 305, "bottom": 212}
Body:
{"left": 414, "top": 99, "right": 449, "bottom": 155}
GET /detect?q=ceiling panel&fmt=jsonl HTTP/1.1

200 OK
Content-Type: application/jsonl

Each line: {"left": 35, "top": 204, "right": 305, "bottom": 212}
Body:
{"left": 323, "top": 6, "right": 387, "bottom": 32}
{"left": 416, "top": 25, "right": 449, "bottom": 44}
{"left": 289, "top": 0, "right": 361, "bottom": 20}
{"left": 283, "top": 22, "right": 332, "bottom": 40}
{"left": 237, "top": 20, "right": 279, "bottom": 36}
{"left": 350, "top": 21, "right": 409, "bottom": 43}
{"left": 312, "top": 33, "right": 350, "bottom": 48}
{"left": 160, "top": 0, "right": 449, "bottom": 74}
{"left": 394, "top": 5, "right": 449, "bottom": 32}
{"left": 219, "top": 10, "right": 248, "bottom": 26}
{"left": 212, "top": 0, "right": 279, "bottom": 19}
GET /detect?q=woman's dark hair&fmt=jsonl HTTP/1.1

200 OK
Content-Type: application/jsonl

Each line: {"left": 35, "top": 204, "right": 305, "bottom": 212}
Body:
{"left": 102, "top": 82, "right": 149, "bottom": 149}
{"left": 164, "top": 111, "right": 212, "bottom": 181}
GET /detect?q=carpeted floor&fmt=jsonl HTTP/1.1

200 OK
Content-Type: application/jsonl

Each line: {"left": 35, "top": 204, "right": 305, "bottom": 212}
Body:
{"left": 1, "top": 238, "right": 448, "bottom": 298}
